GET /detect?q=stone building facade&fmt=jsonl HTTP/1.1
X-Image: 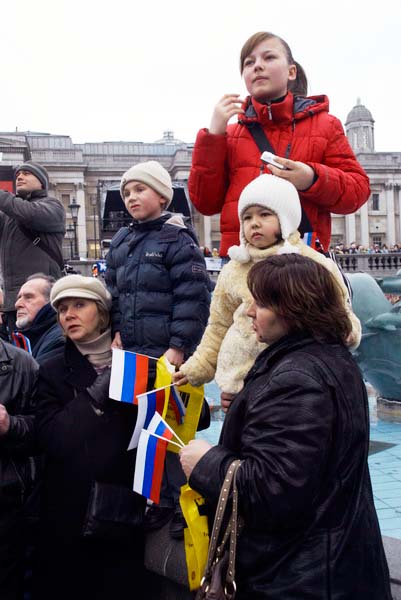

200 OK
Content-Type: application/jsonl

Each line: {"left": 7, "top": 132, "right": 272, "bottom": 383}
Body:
{"left": 0, "top": 101, "right": 400, "bottom": 258}
{"left": 0, "top": 130, "right": 209, "bottom": 259}
{"left": 333, "top": 99, "right": 401, "bottom": 249}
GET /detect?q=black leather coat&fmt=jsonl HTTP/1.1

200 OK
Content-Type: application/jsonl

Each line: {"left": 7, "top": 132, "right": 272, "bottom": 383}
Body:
{"left": 0, "top": 339, "right": 38, "bottom": 512}
{"left": 35, "top": 338, "right": 144, "bottom": 541}
{"left": 190, "top": 334, "right": 391, "bottom": 599}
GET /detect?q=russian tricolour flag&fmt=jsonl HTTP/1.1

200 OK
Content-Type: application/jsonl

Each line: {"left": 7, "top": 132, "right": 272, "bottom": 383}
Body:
{"left": 302, "top": 231, "right": 318, "bottom": 249}
{"left": 127, "top": 386, "right": 170, "bottom": 450}
{"left": 133, "top": 414, "right": 176, "bottom": 503}
{"left": 109, "top": 348, "right": 150, "bottom": 404}
{"left": 169, "top": 386, "right": 186, "bottom": 424}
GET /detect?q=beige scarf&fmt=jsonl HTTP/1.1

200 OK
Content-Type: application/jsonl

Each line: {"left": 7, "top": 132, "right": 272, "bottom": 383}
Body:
{"left": 75, "top": 328, "right": 112, "bottom": 370}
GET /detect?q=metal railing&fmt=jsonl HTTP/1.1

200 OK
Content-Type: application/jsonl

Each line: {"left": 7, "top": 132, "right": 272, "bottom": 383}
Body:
{"left": 335, "top": 253, "right": 401, "bottom": 275}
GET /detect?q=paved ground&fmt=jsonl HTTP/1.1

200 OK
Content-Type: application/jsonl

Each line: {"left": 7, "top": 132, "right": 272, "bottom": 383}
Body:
{"left": 369, "top": 400, "right": 401, "bottom": 540}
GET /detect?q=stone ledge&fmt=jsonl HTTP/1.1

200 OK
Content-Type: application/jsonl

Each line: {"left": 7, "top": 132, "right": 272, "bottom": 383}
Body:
{"left": 383, "top": 535, "right": 401, "bottom": 599}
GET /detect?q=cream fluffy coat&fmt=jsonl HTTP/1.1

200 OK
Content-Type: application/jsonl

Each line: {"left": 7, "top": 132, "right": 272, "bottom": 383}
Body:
{"left": 180, "top": 232, "right": 361, "bottom": 393}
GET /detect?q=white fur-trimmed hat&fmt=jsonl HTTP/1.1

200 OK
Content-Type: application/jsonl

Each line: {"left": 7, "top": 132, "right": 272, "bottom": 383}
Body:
{"left": 120, "top": 161, "right": 174, "bottom": 208}
{"left": 50, "top": 275, "right": 112, "bottom": 312}
{"left": 228, "top": 175, "right": 302, "bottom": 263}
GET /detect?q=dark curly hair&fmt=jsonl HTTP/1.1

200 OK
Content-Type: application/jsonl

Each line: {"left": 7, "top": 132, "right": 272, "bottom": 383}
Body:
{"left": 247, "top": 254, "right": 352, "bottom": 344}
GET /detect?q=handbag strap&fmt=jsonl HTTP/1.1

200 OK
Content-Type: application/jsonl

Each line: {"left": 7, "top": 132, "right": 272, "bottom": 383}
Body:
{"left": 224, "top": 461, "right": 241, "bottom": 595}
{"left": 201, "top": 459, "right": 242, "bottom": 597}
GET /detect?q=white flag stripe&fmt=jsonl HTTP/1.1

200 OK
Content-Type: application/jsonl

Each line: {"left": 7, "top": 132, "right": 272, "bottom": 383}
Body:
{"left": 133, "top": 429, "right": 149, "bottom": 495}
{"left": 109, "top": 347, "right": 125, "bottom": 401}
{"left": 127, "top": 392, "right": 149, "bottom": 450}
{"left": 147, "top": 412, "right": 186, "bottom": 448}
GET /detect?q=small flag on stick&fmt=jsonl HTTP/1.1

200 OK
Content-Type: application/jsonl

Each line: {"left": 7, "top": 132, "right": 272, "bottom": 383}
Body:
{"left": 127, "top": 386, "right": 170, "bottom": 450}
{"left": 169, "top": 386, "right": 186, "bottom": 424}
{"left": 133, "top": 413, "right": 184, "bottom": 503}
{"left": 109, "top": 348, "right": 151, "bottom": 404}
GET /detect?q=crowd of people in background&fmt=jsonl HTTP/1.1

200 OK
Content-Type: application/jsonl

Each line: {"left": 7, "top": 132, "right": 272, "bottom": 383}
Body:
{"left": 333, "top": 242, "right": 401, "bottom": 254}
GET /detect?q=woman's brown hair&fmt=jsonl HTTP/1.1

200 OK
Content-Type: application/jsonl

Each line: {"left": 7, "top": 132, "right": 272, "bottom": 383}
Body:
{"left": 240, "top": 31, "right": 308, "bottom": 97}
{"left": 247, "top": 254, "right": 352, "bottom": 344}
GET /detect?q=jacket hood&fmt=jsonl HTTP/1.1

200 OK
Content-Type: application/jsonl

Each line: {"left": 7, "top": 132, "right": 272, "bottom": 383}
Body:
{"left": 239, "top": 92, "right": 329, "bottom": 127}
{"left": 131, "top": 211, "right": 184, "bottom": 229}
{"left": 130, "top": 211, "right": 200, "bottom": 246}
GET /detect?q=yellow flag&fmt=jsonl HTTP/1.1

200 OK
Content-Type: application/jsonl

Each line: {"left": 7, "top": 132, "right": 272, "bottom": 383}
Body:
{"left": 164, "top": 382, "right": 204, "bottom": 453}
{"left": 180, "top": 484, "right": 209, "bottom": 591}
{"left": 155, "top": 355, "right": 205, "bottom": 453}
{"left": 155, "top": 355, "right": 174, "bottom": 389}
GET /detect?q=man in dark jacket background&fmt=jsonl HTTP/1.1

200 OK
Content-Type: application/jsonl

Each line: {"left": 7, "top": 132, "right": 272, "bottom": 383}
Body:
{"left": 14, "top": 273, "right": 64, "bottom": 363}
{"left": 0, "top": 338, "right": 38, "bottom": 600}
{"left": 0, "top": 161, "right": 65, "bottom": 334}
{"left": 0, "top": 287, "right": 8, "bottom": 341}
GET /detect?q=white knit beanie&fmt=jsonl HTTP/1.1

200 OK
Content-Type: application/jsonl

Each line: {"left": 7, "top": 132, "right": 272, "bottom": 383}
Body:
{"left": 228, "top": 175, "right": 302, "bottom": 263}
{"left": 120, "top": 160, "right": 174, "bottom": 208}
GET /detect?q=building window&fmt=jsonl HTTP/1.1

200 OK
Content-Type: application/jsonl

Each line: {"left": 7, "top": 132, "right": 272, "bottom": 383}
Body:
{"left": 371, "top": 193, "right": 379, "bottom": 211}
{"left": 372, "top": 235, "right": 382, "bottom": 246}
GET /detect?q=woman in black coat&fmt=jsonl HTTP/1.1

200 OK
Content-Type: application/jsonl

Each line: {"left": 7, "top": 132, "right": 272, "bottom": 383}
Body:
{"left": 180, "top": 254, "right": 391, "bottom": 599}
{"left": 33, "top": 275, "right": 146, "bottom": 600}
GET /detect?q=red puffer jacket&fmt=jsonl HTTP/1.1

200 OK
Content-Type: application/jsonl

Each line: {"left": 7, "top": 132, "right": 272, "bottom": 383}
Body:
{"left": 188, "top": 92, "right": 370, "bottom": 255}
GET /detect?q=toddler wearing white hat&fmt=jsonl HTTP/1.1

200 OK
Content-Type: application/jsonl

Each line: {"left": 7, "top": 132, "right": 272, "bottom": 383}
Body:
{"left": 175, "top": 174, "right": 362, "bottom": 411}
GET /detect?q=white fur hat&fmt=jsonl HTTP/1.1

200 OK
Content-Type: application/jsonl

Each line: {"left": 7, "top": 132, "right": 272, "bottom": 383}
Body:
{"left": 120, "top": 161, "right": 173, "bottom": 208}
{"left": 228, "top": 175, "right": 302, "bottom": 263}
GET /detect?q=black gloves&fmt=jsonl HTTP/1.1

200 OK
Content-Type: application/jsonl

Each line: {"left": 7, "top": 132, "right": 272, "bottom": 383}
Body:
{"left": 86, "top": 367, "right": 111, "bottom": 412}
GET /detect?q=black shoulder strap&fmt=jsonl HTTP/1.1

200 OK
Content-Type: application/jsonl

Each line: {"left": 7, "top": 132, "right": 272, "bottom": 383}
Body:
{"left": 18, "top": 223, "right": 64, "bottom": 270}
{"left": 245, "top": 122, "right": 276, "bottom": 155}
{"left": 244, "top": 122, "right": 313, "bottom": 238}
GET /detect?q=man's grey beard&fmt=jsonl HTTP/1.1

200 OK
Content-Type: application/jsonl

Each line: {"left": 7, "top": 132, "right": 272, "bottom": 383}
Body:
{"left": 16, "top": 316, "right": 32, "bottom": 329}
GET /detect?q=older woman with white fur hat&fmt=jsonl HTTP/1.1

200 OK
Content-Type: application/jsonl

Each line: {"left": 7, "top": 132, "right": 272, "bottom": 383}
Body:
{"left": 174, "top": 174, "right": 362, "bottom": 412}
{"left": 33, "top": 275, "right": 147, "bottom": 600}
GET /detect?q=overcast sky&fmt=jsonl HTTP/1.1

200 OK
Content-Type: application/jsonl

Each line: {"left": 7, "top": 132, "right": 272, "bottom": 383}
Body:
{"left": 2, "top": 0, "right": 400, "bottom": 152}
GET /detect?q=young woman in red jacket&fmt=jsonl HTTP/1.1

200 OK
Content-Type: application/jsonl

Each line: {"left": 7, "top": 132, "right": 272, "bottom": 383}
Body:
{"left": 188, "top": 31, "right": 370, "bottom": 256}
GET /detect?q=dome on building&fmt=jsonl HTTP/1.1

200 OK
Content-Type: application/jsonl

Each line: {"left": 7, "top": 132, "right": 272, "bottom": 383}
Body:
{"left": 345, "top": 98, "right": 374, "bottom": 126}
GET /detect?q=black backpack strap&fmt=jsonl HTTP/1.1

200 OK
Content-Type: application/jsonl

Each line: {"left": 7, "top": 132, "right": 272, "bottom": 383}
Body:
{"left": 18, "top": 223, "right": 64, "bottom": 270}
{"left": 244, "top": 122, "right": 314, "bottom": 240}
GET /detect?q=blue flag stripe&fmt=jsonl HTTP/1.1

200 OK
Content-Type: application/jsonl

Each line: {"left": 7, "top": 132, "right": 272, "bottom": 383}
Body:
{"left": 144, "top": 391, "right": 156, "bottom": 428}
{"left": 143, "top": 434, "right": 158, "bottom": 498}
{"left": 121, "top": 352, "right": 137, "bottom": 403}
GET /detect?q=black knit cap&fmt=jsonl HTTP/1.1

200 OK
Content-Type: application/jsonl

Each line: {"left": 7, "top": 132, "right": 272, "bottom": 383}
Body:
{"left": 15, "top": 161, "right": 49, "bottom": 190}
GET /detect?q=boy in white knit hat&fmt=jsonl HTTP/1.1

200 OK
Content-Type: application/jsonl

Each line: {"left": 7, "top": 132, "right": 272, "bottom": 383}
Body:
{"left": 174, "top": 174, "right": 361, "bottom": 411}
{"left": 105, "top": 160, "right": 211, "bottom": 539}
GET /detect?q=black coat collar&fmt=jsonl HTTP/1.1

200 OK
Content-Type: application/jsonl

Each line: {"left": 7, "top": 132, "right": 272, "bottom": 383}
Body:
{"left": 17, "top": 303, "right": 57, "bottom": 345}
{"left": 245, "top": 332, "right": 316, "bottom": 382}
{"left": 63, "top": 338, "right": 97, "bottom": 390}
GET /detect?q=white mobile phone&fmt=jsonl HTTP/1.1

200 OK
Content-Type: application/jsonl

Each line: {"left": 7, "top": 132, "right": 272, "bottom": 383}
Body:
{"left": 261, "top": 151, "right": 287, "bottom": 170}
